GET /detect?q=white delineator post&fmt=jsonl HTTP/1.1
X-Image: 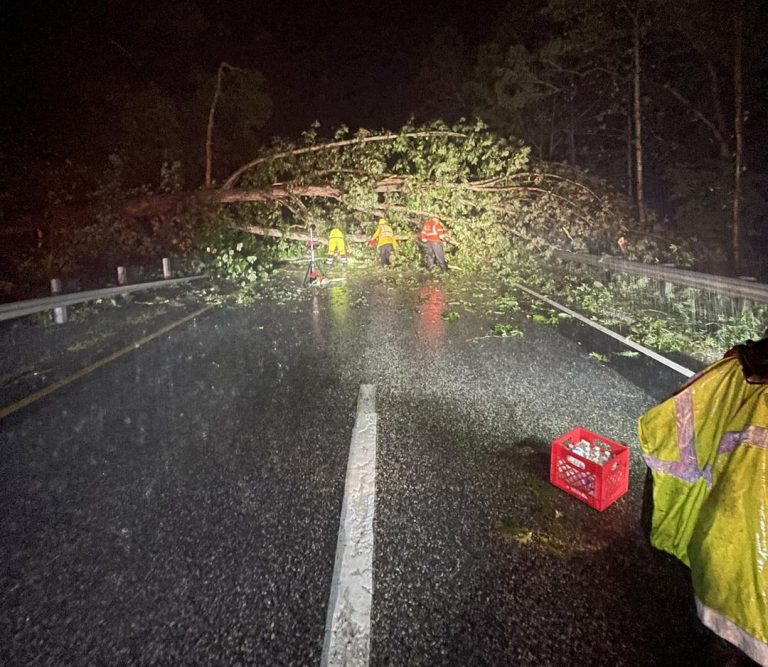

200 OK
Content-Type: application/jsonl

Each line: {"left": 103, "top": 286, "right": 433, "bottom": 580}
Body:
{"left": 117, "top": 266, "right": 127, "bottom": 286}
{"left": 162, "top": 257, "right": 172, "bottom": 279}
{"left": 50, "top": 278, "right": 67, "bottom": 324}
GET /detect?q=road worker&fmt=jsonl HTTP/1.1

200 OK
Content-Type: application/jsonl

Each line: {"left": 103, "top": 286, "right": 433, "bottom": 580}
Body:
{"left": 369, "top": 218, "right": 398, "bottom": 266}
{"left": 326, "top": 227, "right": 348, "bottom": 265}
{"left": 420, "top": 218, "right": 449, "bottom": 271}
{"left": 638, "top": 331, "right": 768, "bottom": 665}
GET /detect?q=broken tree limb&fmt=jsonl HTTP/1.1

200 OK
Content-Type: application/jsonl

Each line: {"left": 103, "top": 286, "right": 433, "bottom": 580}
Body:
{"left": 500, "top": 171, "right": 603, "bottom": 202}
{"left": 216, "top": 185, "right": 342, "bottom": 203}
{"left": 343, "top": 203, "right": 465, "bottom": 228}
{"left": 467, "top": 186, "right": 593, "bottom": 226}
{"left": 117, "top": 185, "right": 342, "bottom": 217}
{"left": 659, "top": 82, "right": 729, "bottom": 158}
{"left": 240, "top": 225, "right": 328, "bottom": 243}
{"left": 221, "top": 130, "right": 466, "bottom": 189}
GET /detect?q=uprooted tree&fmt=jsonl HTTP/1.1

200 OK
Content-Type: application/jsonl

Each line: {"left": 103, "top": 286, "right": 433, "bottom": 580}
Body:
{"left": 31, "top": 120, "right": 692, "bottom": 283}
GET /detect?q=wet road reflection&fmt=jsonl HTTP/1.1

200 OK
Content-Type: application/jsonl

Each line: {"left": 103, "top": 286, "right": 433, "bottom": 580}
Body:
{"left": 417, "top": 284, "right": 446, "bottom": 354}
{"left": 311, "top": 293, "right": 324, "bottom": 346}
{"left": 328, "top": 284, "right": 349, "bottom": 331}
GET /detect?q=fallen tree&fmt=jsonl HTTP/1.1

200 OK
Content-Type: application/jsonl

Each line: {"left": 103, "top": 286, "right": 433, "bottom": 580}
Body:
{"left": 28, "top": 120, "right": 692, "bottom": 283}
{"left": 209, "top": 120, "right": 672, "bottom": 271}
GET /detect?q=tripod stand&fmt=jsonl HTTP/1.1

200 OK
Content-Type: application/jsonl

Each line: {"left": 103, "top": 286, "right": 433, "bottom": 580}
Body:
{"left": 303, "top": 224, "right": 326, "bottom": 287}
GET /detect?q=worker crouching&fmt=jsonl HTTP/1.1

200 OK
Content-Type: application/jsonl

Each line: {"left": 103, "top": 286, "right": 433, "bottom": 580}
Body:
{"left": 369, "top": 218, "right": 398, "bottom": 266}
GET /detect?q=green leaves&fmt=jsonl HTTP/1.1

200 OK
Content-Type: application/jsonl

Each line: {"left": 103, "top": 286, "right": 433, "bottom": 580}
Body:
{"left": 531, "top": 312, "right": 559, "bottom": 325}
{"left": 492, "top": 323, "right": 524, "bottom": 337}
{"left": 22, "top": 117, "right": 695, "bottom": 299}
{"left": 203, "top": 225, "right": 275, "bottom": 286}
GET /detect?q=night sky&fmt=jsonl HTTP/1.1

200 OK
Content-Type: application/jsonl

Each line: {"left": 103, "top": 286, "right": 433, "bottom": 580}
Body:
{"left": 1, "top": 0, "right": 513, "bottom": 141}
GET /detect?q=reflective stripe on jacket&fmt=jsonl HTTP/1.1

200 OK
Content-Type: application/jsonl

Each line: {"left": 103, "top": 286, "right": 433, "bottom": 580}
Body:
{"left": 421, "top": 219, "right": 446, "bottom": 242}
{"left": 638, "top": 357, "right": 768, "bottom": 663}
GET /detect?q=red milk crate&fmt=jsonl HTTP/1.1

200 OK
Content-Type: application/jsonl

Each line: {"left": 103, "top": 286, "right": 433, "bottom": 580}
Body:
{"left": 549, "top": 427, "right": 629, "bottom": 511}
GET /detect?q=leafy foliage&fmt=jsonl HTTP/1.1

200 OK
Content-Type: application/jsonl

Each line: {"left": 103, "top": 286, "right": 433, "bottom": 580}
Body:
{"left": 492, "top": 324, "right": 524, "bottom": 337}
{"left": 221, "top": 119, "right": 688, "bottom": 276}
{"left": 22, "top": 117, "right": 701, "bottom": 289}
{"left": 515, "top": 257, "right": 768, "bottom": 363}
{"left": 202, "top": 231, "right": 275, "bottom": 287}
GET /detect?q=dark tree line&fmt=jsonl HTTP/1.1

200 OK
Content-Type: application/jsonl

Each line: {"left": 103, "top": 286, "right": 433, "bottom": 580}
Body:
{"left": 0, "top": 0, "right": 766, "bottom": 285}
{"left": 415, "top": 0, "right": 767, "bottom": 273}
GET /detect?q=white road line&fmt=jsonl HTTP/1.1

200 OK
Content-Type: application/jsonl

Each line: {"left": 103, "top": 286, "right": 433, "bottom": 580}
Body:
{"left": 514, "top": 283, "right": 696, "bottom": 378}
{"left": 321, "top": 384, "right": 377, "bottom": 667}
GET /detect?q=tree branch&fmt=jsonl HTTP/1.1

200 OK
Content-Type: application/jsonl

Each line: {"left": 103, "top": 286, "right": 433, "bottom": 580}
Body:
{"left": 482, "top": 171, "right": 603, "bottom": 202}
{"left": 221, "top": 130, "right": 466, "bottom": 189}
{"left": 465, "top": 185, "right": 593, "bottom": 225}
{"left": 117, "top": 185, "right": 342, "bottom": 217}
{"left": 658, "top": 81, "right": 729, "bottom": 154}
{"left": 206, "top": 62, "right": 247, "bottom": 188}
{"left": 541, "top": 58, "right": 619, "bottom": 81}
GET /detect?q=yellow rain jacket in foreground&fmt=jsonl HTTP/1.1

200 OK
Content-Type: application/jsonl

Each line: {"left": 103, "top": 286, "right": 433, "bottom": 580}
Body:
{"left": 638, "top": 357, "right": 768, "bottom": 665}
{"left": 370, "top": 221, "right": 398, "bottom": 249}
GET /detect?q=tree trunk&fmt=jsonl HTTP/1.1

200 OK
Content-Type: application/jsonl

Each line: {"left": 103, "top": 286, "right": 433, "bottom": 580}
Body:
{"left": 626, "top": 107, "right": 633, "bottom": 199}
{"left": 732, "top": 0, "right": 744, "bottom": 272}
{"left": 632, "top": 7, "right": 648, "bottom": 228}
{"left": 205, "top": 64, "right": 225, "bottom": 188}
{"left": 671, "top": 17, "right": 732, "bottom": 162}
{"left": 205, "top": 63, "right": 244, "bottom": 188}
{"left": 567, "top": 91, "right": 576, "bottom": 164}
{"left": 548, "top": 97, "right": 557, "bottom": 161}
{"left": 707, "top": 63, "right": 731, "bottom": 161}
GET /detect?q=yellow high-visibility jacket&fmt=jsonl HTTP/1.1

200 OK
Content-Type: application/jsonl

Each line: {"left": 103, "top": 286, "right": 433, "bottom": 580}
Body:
{"left": 638, "top": 357, "right": 768, "bottom": 665}
{"left": 371, "top": 222, "right": 398, "bottom": 249}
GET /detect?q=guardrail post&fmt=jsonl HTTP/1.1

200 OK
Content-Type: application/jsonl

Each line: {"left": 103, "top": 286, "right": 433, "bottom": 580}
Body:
{"left": 117, "top": 266, "right": 127, "bottom": 286}
{"left": 0, "top": 274, "right": 205, "bottom": 323}
{"left": 738, "top": 278, "right": 755, "bottom": 316}
{"left": 162, "top": 257, "right": 172, "bottom": 279}
{"left": 50, "top": 278, "right": 67, "bottom": 324}
{"left": 714, "top": 291, "right": 727, "bottom": 319}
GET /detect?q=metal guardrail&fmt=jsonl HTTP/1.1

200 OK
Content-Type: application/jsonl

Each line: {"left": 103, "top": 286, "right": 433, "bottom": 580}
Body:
{"left": 553, "top": 251, "right": 768, "bottom": 305}
{"left": 0, "top": 275, "right": 206, "bottom": 323}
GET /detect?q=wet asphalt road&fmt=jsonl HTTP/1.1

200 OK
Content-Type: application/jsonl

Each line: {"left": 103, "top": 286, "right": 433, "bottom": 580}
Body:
{"left": 0, "top": 267, "right": 728, "bottom": 665}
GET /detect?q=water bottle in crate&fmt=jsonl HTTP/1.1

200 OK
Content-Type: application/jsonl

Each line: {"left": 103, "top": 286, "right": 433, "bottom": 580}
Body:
{"left": 549, "top": 427, "right": 629, "bottom": 511}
